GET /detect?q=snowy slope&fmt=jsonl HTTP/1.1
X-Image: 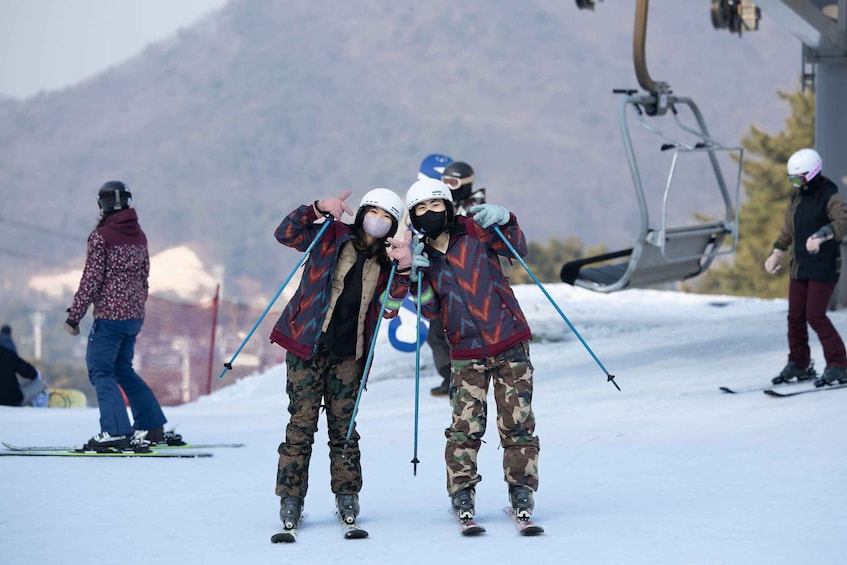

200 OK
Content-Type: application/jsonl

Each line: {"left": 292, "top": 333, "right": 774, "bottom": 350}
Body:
{"left": 1, "top": 284, "right": 846, "bottom": 565}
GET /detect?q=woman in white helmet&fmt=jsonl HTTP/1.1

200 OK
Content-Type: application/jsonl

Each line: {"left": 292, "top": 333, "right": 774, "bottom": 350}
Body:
{"left": 387, "top": 177, "right": 540, "bottom": 527}
{"left": 269, "top": 187, "right": 408, "bottom": 535}
{"left": 764, "top": 148, "right": 847, "bottom": 387}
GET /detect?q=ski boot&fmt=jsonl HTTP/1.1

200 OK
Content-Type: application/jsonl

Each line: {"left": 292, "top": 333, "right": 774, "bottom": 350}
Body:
{"left": 430, "top": 381, "right": 449, "bottom": 397}
{"left": 142, "top": 426, "right": 185, "bottom": 446}
{"left": 814, "top": 366, "right": 847, "bottom": 388}
{"left": 451, "top": 488, "right": 475, "bottom": 520}
{"left": 335, "top": 493, "right": 360, "bottom": 525}
{"left": 130, "top": 430, "right": 152, "bottom": 450}
{"left": 771, "top": 361, "right": 816, "bottom": 385}
{"left": 83, "top": 432, "right": 131, "bottom": 452}
{"left": 509, "top": 485, "right": 535, "bottom": 520}
{"left": 279, "top": 496, "right": 304, "bottom": 530}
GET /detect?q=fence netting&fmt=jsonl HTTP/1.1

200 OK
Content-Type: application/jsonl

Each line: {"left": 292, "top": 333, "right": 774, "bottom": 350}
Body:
{"left": 137, "top": 289, "right": 285, "bottom": 406}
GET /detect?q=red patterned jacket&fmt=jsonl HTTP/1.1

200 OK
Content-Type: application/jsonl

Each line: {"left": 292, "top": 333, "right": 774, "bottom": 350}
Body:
{"left": 270, "top": 204, "right": 408, "bottom": 360}
{"left": 400, "top": 215, "right": 532, "bottom": 360}
{"left": 67, "top": 209, "right": 149, "bottom": 324}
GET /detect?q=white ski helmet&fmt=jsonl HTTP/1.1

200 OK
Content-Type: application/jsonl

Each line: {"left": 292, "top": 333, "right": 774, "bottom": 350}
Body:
{"left": 786, "top": 148, "right": 822, "bottom": 188}
{"left": 406, "top": 178, "right": 452, "bottom": 210}
{"left": 356, "top": 188, "right": 403, "bottom": 238}
{"left": 406, "top": 178, "right": 455, "bottom": 234}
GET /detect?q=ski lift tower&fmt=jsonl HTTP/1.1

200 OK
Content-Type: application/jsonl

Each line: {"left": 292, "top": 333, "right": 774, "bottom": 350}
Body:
{"left": 580, "top": 1, "right": 847, "bottom": 305}
{"left": 713, "top": 0, "right": 847, "bottom": 307}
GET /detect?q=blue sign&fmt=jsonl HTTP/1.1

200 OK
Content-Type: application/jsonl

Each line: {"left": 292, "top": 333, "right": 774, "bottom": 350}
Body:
{"left": 388, "top": 296, "right": 428, "bottom": 352}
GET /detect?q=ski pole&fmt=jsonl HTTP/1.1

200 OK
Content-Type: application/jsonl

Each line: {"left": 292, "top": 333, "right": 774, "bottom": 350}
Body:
{"left": 493, "top": 226, "right": 620, "bottom": 391}
{"left": 218, "top": 219, "right": 333, "bottom": 380}
{"left": 344, "top": 263, "right": 399, "bottom": 452}
{"left": 411, "top": 275, "right": 422, "bottom": 475}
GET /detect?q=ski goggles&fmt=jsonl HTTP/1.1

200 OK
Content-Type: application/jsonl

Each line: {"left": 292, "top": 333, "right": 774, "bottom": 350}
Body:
{"left": 787, "top": 161, "right": 821, "bottom": 189}
{"left": 787, "top": 173, "right": 809, "bottom": 189}
{"left": 442, "top": 176, "right": 472, "bottom": 190}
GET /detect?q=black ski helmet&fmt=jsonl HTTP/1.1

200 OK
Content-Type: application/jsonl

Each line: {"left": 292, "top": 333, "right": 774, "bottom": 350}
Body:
{"left": 97, "top": 181, "right": 132, "bottom": 213}
{"left": 441, "top": 161, "right": 474, "bottom": 203}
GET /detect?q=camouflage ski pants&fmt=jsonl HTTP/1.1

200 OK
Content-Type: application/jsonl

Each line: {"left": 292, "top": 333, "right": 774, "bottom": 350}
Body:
{"left": 445, "top": 341, "right": 540, "bottom": 496}
{"left": 275, "top": 348, "right": 364, "bottom": 499}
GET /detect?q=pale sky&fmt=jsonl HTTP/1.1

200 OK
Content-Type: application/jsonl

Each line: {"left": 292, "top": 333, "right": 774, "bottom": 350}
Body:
{"left": 0, "top": 0, "right": 229, "bottom": 100}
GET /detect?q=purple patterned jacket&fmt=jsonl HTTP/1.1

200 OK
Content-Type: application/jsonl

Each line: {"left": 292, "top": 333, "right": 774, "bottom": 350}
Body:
{"left": 67, "top": 208, "right": 149, "bottom": 324}
{"left": 396, "top": 215, "right": 532, "bottom": 360}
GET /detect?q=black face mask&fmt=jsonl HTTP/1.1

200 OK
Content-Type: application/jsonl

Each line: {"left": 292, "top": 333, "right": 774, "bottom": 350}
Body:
{"left": 416, "top": 209, "right": 448, "bottom": 238}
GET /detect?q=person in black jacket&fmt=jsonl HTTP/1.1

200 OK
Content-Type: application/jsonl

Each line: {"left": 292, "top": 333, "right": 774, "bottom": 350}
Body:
{"left": 0, "top": 346, "right": 39, "bottom": 407}
{"left": 764, "top": 148, "right": 847, "bottom": 387}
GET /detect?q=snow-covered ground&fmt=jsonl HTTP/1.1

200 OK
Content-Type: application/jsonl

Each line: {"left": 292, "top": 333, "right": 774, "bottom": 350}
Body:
{"left": 2, "top": 284, "right": 846, "bottom": 565}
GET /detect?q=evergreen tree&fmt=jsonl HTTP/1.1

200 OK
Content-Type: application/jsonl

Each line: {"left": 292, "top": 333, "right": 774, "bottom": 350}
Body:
{"left": 691, "top": 88, "right": 815, "bottom": 298}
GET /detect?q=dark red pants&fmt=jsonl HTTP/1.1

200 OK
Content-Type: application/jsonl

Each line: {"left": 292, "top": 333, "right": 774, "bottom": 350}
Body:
{"left": 787, "top": 279, "right": 847, "bottom": 369}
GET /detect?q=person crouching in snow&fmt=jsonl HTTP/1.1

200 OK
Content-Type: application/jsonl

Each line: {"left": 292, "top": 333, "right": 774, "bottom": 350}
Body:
{"left": 270, "top": 188, "right": 408, "bottom": 531}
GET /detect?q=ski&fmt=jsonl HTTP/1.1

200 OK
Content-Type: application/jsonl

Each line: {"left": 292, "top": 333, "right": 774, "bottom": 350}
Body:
{"left": 720, "top": 380, "right": 813, "bottom": 394}
{"left": 503, "top": 507, "right": 544, "bottom": 536}
{"left": 0, "top": 448, "right": 212, "bottom": 458}
{"left": 271, "top": 512, "right": 308, "bottom": 543}
{"left": 271, "top": 529, "right": 298, "bottom": 543}
{"left": 763, "top": 383, "right": 847, "bottom": 397}
{"left": 2, "top": 440, "right": 242, "bottom": 452}
{"left": 453, "top": 511, "right": 485, "bottom": 536}
{"left": 271, "top": 519, "right": 302, "bottom": 543}
{"left": 337, "top": 513, "right": 369, "bottom": 539}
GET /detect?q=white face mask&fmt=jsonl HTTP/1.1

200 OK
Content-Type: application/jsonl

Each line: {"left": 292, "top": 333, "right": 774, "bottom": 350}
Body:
{"left": 362, "top": 215, "right": 392, "bottom": 238}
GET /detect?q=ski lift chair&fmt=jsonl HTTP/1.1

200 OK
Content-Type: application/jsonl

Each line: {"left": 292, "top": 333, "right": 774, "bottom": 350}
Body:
{"left": 560, "top": 92, "right": 743, "bottom": 293}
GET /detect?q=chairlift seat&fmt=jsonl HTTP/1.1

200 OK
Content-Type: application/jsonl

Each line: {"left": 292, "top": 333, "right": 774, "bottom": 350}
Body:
{"left": 559, "top": 89, "right": 741, "bottom": 293}
{"left": 561, "top": 221, "right": 730, "bottom": 292}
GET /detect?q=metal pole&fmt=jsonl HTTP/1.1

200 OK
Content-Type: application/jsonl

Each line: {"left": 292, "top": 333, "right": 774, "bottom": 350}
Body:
{"left": 493, "top": 226, "right": 620, "bottom": 390}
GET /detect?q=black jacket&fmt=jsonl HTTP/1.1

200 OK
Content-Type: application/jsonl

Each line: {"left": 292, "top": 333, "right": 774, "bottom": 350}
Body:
{"left": 0, "top": 347, "right": 38, "bottom": 407}
{"left": 774, "top": 176, "right": 847, "bottom": 282}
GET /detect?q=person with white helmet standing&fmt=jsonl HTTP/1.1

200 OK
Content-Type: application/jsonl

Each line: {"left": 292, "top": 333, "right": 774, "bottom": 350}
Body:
{"left": 269, "top": 187, "right": 408, "bottom": 537}
{"left": 416, "top": 154, "right": 456, "bottom": 397}
{"left": 765, "top": 148, "right": 847, "bottom": 388}
{"left": 388, "top": 178, "right": 541, "bottom": 532}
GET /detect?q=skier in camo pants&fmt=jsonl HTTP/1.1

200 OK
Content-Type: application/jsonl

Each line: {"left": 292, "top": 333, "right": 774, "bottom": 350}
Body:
{"left": 388, "top": 178, "right": 540, "bottom": 522}
{"left": 269, "top": 188, "right": 408, "bottom": 530}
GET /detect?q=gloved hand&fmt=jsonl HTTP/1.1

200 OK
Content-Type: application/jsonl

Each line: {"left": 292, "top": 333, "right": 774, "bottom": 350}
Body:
{"left": 764, "top": 249, "right": 783, "bottom": 274}
{"left": 410, "top": 236, "right": 430, "bottom": 282}
{"left": 64, "top": 318, "right": 80, "bottom": 336}
{"left": 806, "top": 225, "right": 834, "bottom": 254}
{"left": 387, "top": 232, "right": 412, "bottom": 271}
{"left": 469, "top": 203, "right": 510, "bottom": 229}
{"left": 315, "top": 189, "right": 354, "bottom": 219}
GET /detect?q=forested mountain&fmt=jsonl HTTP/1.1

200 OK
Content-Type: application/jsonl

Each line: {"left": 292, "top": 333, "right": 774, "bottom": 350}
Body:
{"left": 0, "top": 0, "right": 800, "bottom": 305}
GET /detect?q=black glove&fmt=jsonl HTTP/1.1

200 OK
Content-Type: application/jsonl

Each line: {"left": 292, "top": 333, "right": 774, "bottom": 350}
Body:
{"left": 64, "top": 317, "right": 80, "bottom": 336}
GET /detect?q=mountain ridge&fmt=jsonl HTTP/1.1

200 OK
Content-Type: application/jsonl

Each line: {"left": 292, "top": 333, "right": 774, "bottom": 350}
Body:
{"left": 0, "top": 0, "right": 799, "bottom": 303}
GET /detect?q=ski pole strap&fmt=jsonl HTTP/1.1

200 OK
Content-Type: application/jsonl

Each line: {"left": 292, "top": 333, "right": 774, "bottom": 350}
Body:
{"left": 492, "top": 226, "right": 620, "bottom": 391}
